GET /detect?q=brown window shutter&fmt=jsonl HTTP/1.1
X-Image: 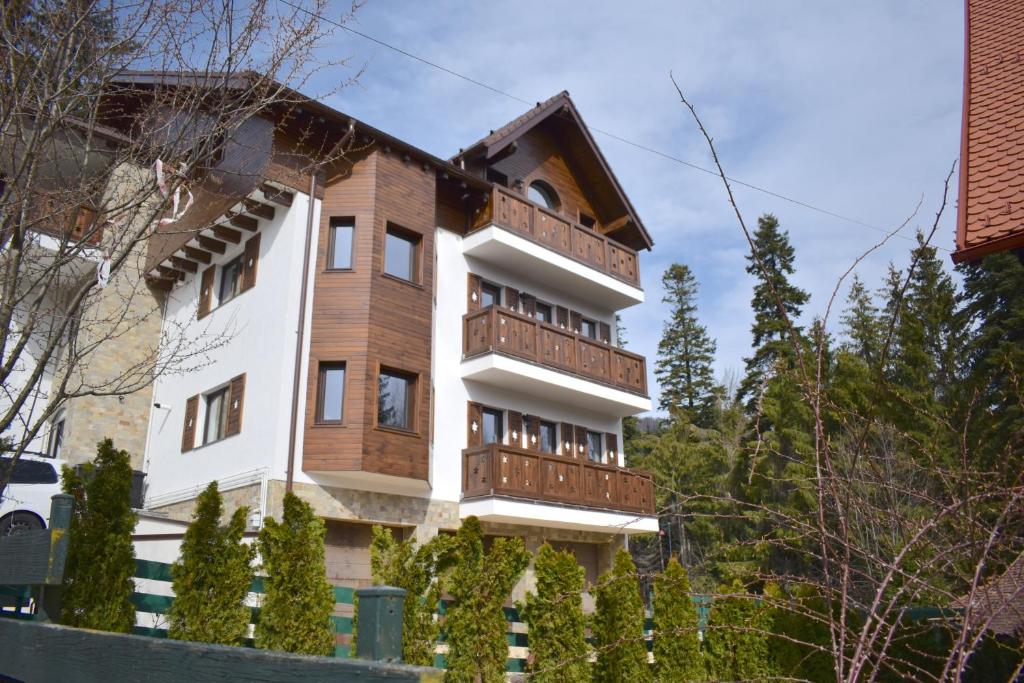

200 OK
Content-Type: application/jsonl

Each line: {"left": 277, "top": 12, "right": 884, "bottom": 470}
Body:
{"left": 198, "top": 266, "right": 215, "bottom": 319}
{"left": 467, "top": 401, "right": 483, "bottom": 448}
{"left": 599, "top": 322, "right": 611, "bottom": 344}
{"left": 467, "top": 273, "right": 482, "bottom": 312}
{"left": 181, "top": 395, "right": 199, "bottom": 452}
{"left": 556, "top": 306, "right": 569, "bottom": 329}
{"left": 521, "top": 293, "right": 537, "bottom": 318}
{"left": 225, "top": 373, "right": 246, "bottom": 436}
{"left": 560, "top": 422, "right": 575, "bottom": 457}
{"left": 504, "top": 287, "right": 519, "bottom": 312}
{"left": 574, "top": 425, "right": 588, "bottom": 459}
{"left": 570, "top": 310, "right": 582, "bottom": 334}
{"left": 241, "top": 232, "right": 261, "bottom": 292}
{"left": 523, "top": 415, "right": 540, "bottom": 450}
{"left": 508, "top": 411, "right": 523, "bottom": 448}
{"left": 606, "top": 433, "right": 619, "bottom": 465}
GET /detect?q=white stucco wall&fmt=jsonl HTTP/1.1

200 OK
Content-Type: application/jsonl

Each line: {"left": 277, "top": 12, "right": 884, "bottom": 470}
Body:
{"left": 144, "top": 192, "right": 320, "bottom": 503}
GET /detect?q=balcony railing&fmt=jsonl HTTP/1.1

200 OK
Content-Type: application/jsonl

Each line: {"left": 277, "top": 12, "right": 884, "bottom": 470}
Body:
{"left": 463, "top": 306, "right": 647, "bottom": 396}
{"left": 463, "top": 443, "right": 655, "bottom": 515}
{"left": 471, "top": 186, "right": 641, "bottom": 287}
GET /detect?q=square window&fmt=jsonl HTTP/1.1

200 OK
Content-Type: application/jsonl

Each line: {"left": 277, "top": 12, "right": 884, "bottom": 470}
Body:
{"left": 316, "top": 363, "right": 346, "bottom": 423}
{"left": 203, "top": 387, "right": 230, "bottom": 445}
{"left": 481, "top": 282, "right": 501, "bottom": 308}
{"left": 378, "top": 369, "right": 414, "bottom": 430}
{"left": 586, "top": 431, "right": 602, "bottom": 462}
{"left": 384, "top": 225, "right": 419, "bottom": 282}
{"left": 539, "top": 421, "right": 557, "bottom": 453}
{"left": 535, "top": 303, "right": 553, "bottom": 324}
{"left": 219, "top": 256, "right": 243, "bottom": 304}
{"left": 328, "top": 218, "right": 354, "bottom": 270}
{"left": 581, "top": 318, "right": 598, "bottom": 340}
{"left": 482, "top": 408, "right": 503, "bottom": 445}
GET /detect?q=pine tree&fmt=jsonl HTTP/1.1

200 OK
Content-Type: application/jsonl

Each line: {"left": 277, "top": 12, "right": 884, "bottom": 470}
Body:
{"left": 60, "top": 439, "right": 137, "bottom": 632}
{"left": 255, "top": 492, "right": 335, "bottom": 655}
{"left": 737, "top": 214, "right": 809, "bottom": 412}
{"left": 442, "top": 516, "right": 529, "bottom": 682}
{"left": 363, "top": 525, "right": 453, "bottom": 666}
{"left": 840, "top": 273, "right": 881, "bottom": 364}
{"left": 518, "top": 543, "right": 589, "bottom": 682}
{"left": 593, "top": 548, "right": 652, "bottom": 683}
{"left": 655, "top": 263, "right": 718, "bottom": 426}
{"left": 168, "top": 481, "right": 255, "bottom": 645}
{"left": 703, "top": 579, "right": 775, "bottom": 681}
{"left": 652, "top": 558, "right": 702, "bottom": 682}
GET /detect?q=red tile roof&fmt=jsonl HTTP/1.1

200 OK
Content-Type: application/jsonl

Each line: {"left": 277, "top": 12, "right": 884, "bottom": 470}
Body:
{"left": 954, "top": 0, "right": 1024, "bottom": 262}
{"left": 954, "top": 555, "right": 1024, "bottom": 636}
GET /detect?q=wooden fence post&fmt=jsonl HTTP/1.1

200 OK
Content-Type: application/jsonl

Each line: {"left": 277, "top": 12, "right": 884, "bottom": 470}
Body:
{"left": 355, "top": 586, "right": 406, "bottom": 663}
{"left": 35, "top": 493, "right": 74, "bottom": 622}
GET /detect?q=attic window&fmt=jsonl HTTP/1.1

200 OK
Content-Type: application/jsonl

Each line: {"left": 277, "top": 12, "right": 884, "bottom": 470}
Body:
{"left": 528, "top": 180, "right": 559, "bottom": 210}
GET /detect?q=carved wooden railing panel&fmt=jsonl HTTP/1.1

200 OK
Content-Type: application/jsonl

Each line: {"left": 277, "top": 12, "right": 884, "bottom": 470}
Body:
{"left": 474, "top": 186, "right": 641, "bottom": 287}
{"left": 463, "top": 307, "right": 648, "bottom": 396}
{"left": 462, "top": 443, "right": 655, "bottom": 514}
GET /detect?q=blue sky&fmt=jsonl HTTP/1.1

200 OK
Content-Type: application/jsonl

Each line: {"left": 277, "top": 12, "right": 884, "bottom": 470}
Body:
{"left": 301, "top": 1, "right": 965, "bottom": 413}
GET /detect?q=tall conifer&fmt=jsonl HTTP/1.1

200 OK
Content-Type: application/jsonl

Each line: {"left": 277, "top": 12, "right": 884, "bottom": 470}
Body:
{"left": 593, "top": 549, "right": 652, "bottom": 683}
{"left": 652, "top": 558, "right": 703, "bottom": 682}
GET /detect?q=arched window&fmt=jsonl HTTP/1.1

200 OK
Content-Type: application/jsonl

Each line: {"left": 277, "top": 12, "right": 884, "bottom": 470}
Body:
{"left": 527, "top": 180, "right": 559, "bottom": 210}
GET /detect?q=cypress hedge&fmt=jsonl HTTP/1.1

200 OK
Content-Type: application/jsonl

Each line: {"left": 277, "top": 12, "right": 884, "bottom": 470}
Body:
{"left": 703, "top": 579, "right": 776, "bottom": 681}
{"left": 652, "top": 558, "right": 703, "bottom": 682}
{"left": 593, "top": 548, "right": 652, "bottom": 683}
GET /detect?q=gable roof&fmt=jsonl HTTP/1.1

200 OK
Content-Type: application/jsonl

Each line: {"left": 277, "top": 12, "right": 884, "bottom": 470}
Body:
{"left": 456, "top": 92, "right": 654, "bottom": 251}
{"left": 954, "top": 0, "right": 1024, "bottom": 263}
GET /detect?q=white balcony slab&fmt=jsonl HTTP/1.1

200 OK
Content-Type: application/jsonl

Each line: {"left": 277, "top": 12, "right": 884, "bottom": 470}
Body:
{"left": 460, "top": 496, "right": 658, "bottom": 534}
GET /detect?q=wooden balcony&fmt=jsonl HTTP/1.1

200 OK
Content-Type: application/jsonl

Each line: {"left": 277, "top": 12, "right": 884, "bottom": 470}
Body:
{"left": 463, "top": 443, "right": 655, "bottom": 515}
{"left": 463, "top": 306, "right": 647, "bottom": 397}
{"left": 471, "top": 186, "right": 641, "bottom": 288}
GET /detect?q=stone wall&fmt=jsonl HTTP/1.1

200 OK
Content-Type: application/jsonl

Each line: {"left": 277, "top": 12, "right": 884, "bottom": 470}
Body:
{"left": 148, "top": 482, "right": 262, "bottom": 524}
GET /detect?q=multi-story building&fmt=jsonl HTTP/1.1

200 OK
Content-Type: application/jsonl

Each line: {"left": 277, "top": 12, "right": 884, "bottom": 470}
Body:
{"left": 114, "top": 77, "right": 657, "bottom": 603}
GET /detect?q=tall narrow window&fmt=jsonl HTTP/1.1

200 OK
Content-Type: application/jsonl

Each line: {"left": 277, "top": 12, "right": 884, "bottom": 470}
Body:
{"left": 384, "top": 225, "right": 419, "bottom": 282}
{"left": 48, "top": 417, "right": 64, "bottom": 459}
{"left": 203, "top": 387, "right": 230, "bottom": 444}
{"left": 219, "top": 256, "right": 243, "bottom": 304}
{"left": 482, "top": 408, "right": 503, "bottom": 445}
{"left": 580, "top": 318, "right": 598, "bottom": 340}
{"left": 535, "top": 302, "right": 553, "bottom": 324}
{"left": 481, "top": 281, "right": 501, "bottom": 308}
{"left": 539, "top": 421, "right": 557, "bottom": 453}
{"left": 378, "top": 369, "right": 414, "bottom": 430}
{"left": 316, "top": 363, "right": 346, "bottom": 423}
{"left": 328, "top": 217, "right": 354, "bottom": 270}
{"left": 586, "top": 431, "right": 602, "bottom": 462}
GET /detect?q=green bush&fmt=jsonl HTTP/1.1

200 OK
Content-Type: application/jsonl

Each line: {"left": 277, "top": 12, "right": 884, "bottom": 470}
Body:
{"left": 518, "top": 543, "right": 589, "bottom": 682}
{"left": 703, "top": 579, "right": 776, "bottom": 681}
{"left": 442, "top": 516, "right": 529, "bottom": 682}
{"left": 593, "top": 548, "right": 652, "bottom": 683}
{"left": 652, "top": 558, "right": 703, "bottom": 681}
{"left": 766, "top": 583, "right": 834, "bottom": 682}
{"left": 60, "top": 439, "right": 137, "bottom": 632}
{"left": 255, "top": 492, "right": 335, "bottom": 655}
{"left": 167, "top": 481, "right": 255, "bottom": 645}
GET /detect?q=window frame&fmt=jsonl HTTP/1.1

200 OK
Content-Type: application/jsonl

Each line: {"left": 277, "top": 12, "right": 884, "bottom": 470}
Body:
{"left": 327, "top": 217, "right": 355, "bottom": 271}
{"left": 383, "top": 223, "right": 421, "bottom": 284}
{"left": 218, "top": 255, "right": 244, "bottom": 305}
{"left": 586, "top": 430, "right": 603, "bottom": 463}
{"left": 535, "top": 302, "right": 553, "bottom": 325}
{"left": 539, "top": 420, "right": 557, "bottom": 454}
{"left": 481, "top": 407, "right": 503, "bottom": 445}
{"left": 580, "top": 318, "right": 598, "bottom": 340}
{"left": 376, "top": 367, "right": 417, "bottom": 432}
{"left": 203, "top": 386, "right": 230, "bottom": 445}
{"left": 315, "top": 362, "right": 347, "bottom": 424}
{"left": 527, "top": 180, "right": 559, "bottom": 211}
{"left": 480, "top": 281, "right": 502, "bottom": 308}
{"left": 48, "top": 416, "right": 65, "bottom": 459}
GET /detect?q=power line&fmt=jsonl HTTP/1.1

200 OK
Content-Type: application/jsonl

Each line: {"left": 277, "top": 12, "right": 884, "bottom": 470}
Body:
{"left": 279, "top": 0, "right": 949, "bottom": 251}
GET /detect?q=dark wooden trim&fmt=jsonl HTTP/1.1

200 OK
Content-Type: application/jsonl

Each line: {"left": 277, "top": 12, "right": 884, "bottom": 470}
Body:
{"left": 197, "top": 235, "right": 227, "bottom": 254}
{"left": 213, "top": 225, "right": 242, "bottom": 244}
{"left": 225, "top": 374, "right": 245, "bottom": 437}
{"left": 314, "top": 361, "right": 346, "bottom": 425}
{"left": 181, "top": 395, "right": 199, "bottom": 452}
{"left": 241, "top": 232, "right": 261, "bottom": 292}
{"left": 197, "top": 266, "right": 215, "bottom": 319}
{"left": 242, "top": 198, "right": 276, "bottom": 221}
{"left": 260, "top": 183, "right": 294, "bottom": 207}
{"left": 170, "top": 256, "right": 198, "bottom": 273}
{"left": 227, "top": 211, "right": 259, "bottom": 232}
{"left": 184, "top": 246, "right": 212, "bottom": 264}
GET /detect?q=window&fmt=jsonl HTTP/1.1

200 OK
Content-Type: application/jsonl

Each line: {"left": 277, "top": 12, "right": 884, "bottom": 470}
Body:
{"left": 48, "top": 417, "right": 64, "bottom": 459}
{"left": 578, "top": 212, "right": 597, "bottom": 229}
{"left": 316, "top": 363, "right": 346, "bottom": 423}
{"left": 539, "top": 421, "right": 557, "bottom": 454}
{"left": 481, "top": 281, "right": 501, "bottom": 308}
{"left": 203, "top": 386, "right": 230, "bottom": 445}
{"left": 535, "top": 302, "right": 553, "bottom": 324}
{"left": 219, "top": 256, "right": 243, "bottom": 304}
{"left": 328, "top": 218, "right": 354, "bottom": 270}
{"left": 586, "top": 431, "right": 602, "bottom": 462}
{"left": 378, "top": 369, "right": 414, "bottom": 430}
{"left": 528, "top": 180, "right": 559, "bottom": 210}
{"left": 581, "top": 318, "right": 598, "bottom": 339}
{"left": 482, "top": 408, "right": 503, "bottom": 445}
{"left": 384, "top": 225, "right": 419, "bottom": 282}
{"left": 0, "top": 457, "right": 58, "bottom": 485}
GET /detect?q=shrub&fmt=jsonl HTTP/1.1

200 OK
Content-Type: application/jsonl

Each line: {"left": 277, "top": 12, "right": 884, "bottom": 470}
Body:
{"left": 167, "top": 481, "right": 255, "bottom": 645}
{"left": 255, "top": 492, "right": 335, "bottom": 655}
{"left": 593, "top": 548, "right": 652, "bottom": 683}
{"left": 60, "top": 439, "right": 137, "bottom": 632}
{"left": 652, "top": 558, "right": 703, "bottom": 681}
{"left": 442, "top": 516, "right": 529, "bottom": 682}
{"left": 518, "top": 543, "right": 589, "bottom": 682}
{"left": 703, "top": 579, "right": 776, "bottom": 681}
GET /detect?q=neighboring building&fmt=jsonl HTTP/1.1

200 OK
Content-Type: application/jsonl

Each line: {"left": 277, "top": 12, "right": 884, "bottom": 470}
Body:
{"left": 953, "top": 0, "right": 1024, "bottom": 263}
{"left": 101, "top": 76, "right": 656, "bottom": 632}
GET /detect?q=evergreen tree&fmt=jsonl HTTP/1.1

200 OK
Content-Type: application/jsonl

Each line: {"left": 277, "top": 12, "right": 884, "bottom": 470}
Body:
{"left": 365, "top": 525, "right": 453, "bottom": 666}
{"left": 168, "top": 481, "right": 255, "bottom": 645}
{"left": 442, "top": 516, "right": 529, "bottom": 682}
{"left": 593, "top": 548, "right": 652, "bottom": 683}
{"left": 652, "top": 558, "right": 702, "bottom": 682}
{"left": 60, "top": 439, "right": 137, "bottom": 632}
{"left": 840, "top": 273, "right": 882, "bottom": 364}
{"left": 703, "top": 579, "right": 775, "bottom": 681}
{"left": 518, "top": 543, "right": 589, "bottom": 683}
{"left": 655, "top": 263, "right": 718, "bottom": 426}
{"left": 255, "top": 492, "right": 335, "bottom": 655}
{"left": 737, "top": 214, "right": 809, "bottom": 412}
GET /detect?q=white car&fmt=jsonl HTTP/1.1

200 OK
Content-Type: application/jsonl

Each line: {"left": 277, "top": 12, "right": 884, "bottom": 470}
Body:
{"left": 0, "top": 455, "right": 64, "bottom": 536}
